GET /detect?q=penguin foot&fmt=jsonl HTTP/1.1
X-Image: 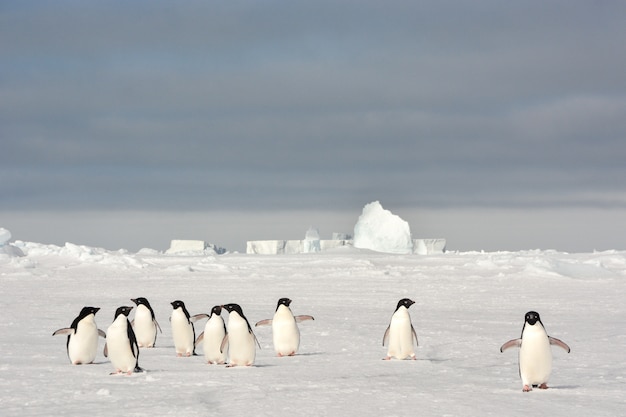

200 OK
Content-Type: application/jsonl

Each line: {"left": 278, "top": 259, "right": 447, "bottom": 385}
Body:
{"left": 523, "top": 385, "right": 532, "bottom": 392}
{"left": 539, "top": 383, "right": 548, "bottom": 390}
{"left": 382, "top": 356, "right": 392, "bottom": 360}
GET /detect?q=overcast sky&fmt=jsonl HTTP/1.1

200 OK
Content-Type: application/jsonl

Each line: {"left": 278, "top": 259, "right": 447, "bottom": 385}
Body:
{"left": 2, "top": 1, "right": 625, "bottom": 252}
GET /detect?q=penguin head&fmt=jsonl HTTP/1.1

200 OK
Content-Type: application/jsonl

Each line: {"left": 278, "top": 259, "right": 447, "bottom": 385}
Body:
{"left": 171, "top": 300, "right": 191, "bottom": 319}
{"left": 131, "top": 297, "right": 152, "bottom": 308}
{"left": 211, "top": 305, "right": 223, "bottom": 317}
{"left": 222, "top": 303, "right": 244, "bottom": 317}
{"left": 276, "top": 298, "right": 292, "bottom": 310}
{"left": 72, "top": 307, "right": 100, "bottom": 328}
{"left": 524, "top": 311, "right": 541, "bottom": 326}
{"left": 396, "top": 298, "right": 415, "bottom": 311}
{"left": 114, "top": 306, "right": 134, "bottom": 319}
{"left": 78, "top": 306, "right": 100, "bottom": 319}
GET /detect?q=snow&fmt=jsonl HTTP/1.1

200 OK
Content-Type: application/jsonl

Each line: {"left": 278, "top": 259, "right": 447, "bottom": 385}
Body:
{"left": 1, "top": 236, "right": 626, "bottom": 416}
{"left": 353, "top": 201, "right": 414, "bottom": 254}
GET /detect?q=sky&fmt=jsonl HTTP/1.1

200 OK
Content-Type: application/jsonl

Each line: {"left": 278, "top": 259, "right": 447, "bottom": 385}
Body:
{"left": 1, "top": 0, "right": 625, "bottom": 253}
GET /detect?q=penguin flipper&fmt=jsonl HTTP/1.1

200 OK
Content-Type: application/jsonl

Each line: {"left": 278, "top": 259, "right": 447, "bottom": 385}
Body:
{"left": 52, "top": 328, "right": 74, "bottom": 336}
{"left": 127, "top": 320, "right": 140, "bottom": 359}
{"left": 195, "top": 331, "right": 205, "bottom": 348}
{"left": 382, "top": 325, "right": 390, "bottom": 347}
{"left": 549, "top": 336, "right": 571, "bottom": 353}
{"left": 500, "top": 338, "right": 521, "bottom": 352}
{"left": 220, "top": 334, "right": 229, "bottom": 353}
{"left": 295, "top": 315, "right": 315, "bottom": 323}
{"left": 253, "top": 332, "right": 261, "bottom": 349}
{"left": 154, "top": 319, "right": 163, "bottom": 333}
{"left": 190, "top": 313, "right": 209, "bottom": 323}
{"left": 255, "top": 319, "right": 273, "bottom": 327}
{"left": 103, "top": 343, "right": 108, "bottom": 358}
{"left": 98, "top": 329, "right": 106, "bottom": 338}
{"left": 411, "top": 324, "right": 419, "bottom": 346}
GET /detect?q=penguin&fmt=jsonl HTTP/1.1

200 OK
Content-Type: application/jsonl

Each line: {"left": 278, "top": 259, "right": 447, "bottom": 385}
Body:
{"left": 104, "top": 306, "right": 142, "bottom": 375}
{"left": 195, "top": 305, "right": 228, "bottom": 364}
{"left": 170, "top": 300, "right": 205, "bottom": 357}
{"left": 222, "top": 303, "right": 260, "bottom": 367}
{"left": 382, "top": 298, "right": 418, "bottom": 360}
{"left": 500, "top": 311, "right": 570, "bottom": 392}
{"left": 52, "top": 306, "right": 106, "bottom": 365}
{"left": 130, "top": 297, "right": 162, "bottom": 348}
{"left": 255, "top": 298, "right": 314, "bottom": 357}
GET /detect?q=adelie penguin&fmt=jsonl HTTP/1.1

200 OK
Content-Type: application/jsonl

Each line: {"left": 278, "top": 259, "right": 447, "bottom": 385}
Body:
{"left": 194, "top": 305, "right": 228, "bottom": 365}
{"left": 500, "top": 311, "right": 570, "bottom": 392}
{"left": 255, "top": 298, "right": 314, "bottom": 357}
{"left": 382, "top": 298, "right": 418, "bottom": 360}
{"left": 222, "top": 303, "right": 260, "bottom": 367}
{"left": 104, "top": 306, "right": 143, "bottom": 375}
{"left": 130, "top": 297, "right": 162, "bottom": 348}
{"left": 53, "top": 306, "right": 106, "bottom": 365}
{"left": 170, "top": 300, "right": 205, "bottom": 357}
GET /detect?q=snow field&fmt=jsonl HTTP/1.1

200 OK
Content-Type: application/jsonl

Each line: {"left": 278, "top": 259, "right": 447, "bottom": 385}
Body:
{"left": 1, "top": 243, "right": 625, "bottom": 416}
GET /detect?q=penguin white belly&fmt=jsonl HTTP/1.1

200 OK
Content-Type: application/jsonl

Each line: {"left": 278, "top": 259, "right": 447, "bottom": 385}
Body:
{"left": 133, "top": 305, "right": 156, "bottom": 347}
{"left": 106, "top": 319, "right": 136, "bottom": 373}
{"left": 203, "top": 317, "right": 227, "bottom": 364}
{"left": 272, "top": 309, "right": 300, "bottom": 356}
{"left": 519, "top": 326, "right": 552, "bottom": 386}
{"left": 68, "top": 318, "right": 99, "bottom": 364}
{"left": 387, "top": 310, "right": 414, "bottom": 359}
{"left": 227, "top": 316, "right": 255, "bottom": 366}
{"left": 171, "top": 310, "right": 194, "bottom": 356}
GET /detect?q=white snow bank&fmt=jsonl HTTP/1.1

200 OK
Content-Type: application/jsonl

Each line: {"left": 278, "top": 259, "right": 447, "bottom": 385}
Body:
{"left": 353, "top": 201, "right": 413, "bottom": 254}
{"left": 166, "top": 239, "right": 226, "bottom": 255}
{"left": 0, "top": 228, "right": 24, "bottom": 257}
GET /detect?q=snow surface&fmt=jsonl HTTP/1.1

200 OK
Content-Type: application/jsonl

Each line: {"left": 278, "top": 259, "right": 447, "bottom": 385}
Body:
{"left": 353, "top": 201, "right": 414, "bottom": 254}
{"left": 1, "top": 240, "right": 626, "bottom": 416}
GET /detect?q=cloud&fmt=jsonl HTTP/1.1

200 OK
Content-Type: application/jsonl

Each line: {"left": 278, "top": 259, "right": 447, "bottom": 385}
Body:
{"left": 1, "top": 0, "right": 625, "bottom": 215}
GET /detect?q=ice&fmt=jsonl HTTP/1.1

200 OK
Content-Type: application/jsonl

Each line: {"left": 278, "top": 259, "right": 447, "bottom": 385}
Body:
{"left": 303, "top": 227, "right": 321, "bottom": 253}
{"left": 0, "top": 227, "right": 11, "bottom": 245}
{"left": 2, "top": 228, "right": 626, "bottom": 416}
{"left": 0, "top": 228, "right": 24, "bottom": 257}
{"left": 353, "top": 201, "right": 414, "bottom": 254}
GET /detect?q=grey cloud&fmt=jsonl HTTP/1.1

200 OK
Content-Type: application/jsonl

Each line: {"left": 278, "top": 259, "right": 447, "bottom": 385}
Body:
{"left": 2, "top": 0, "right": 625, "bottom": 214}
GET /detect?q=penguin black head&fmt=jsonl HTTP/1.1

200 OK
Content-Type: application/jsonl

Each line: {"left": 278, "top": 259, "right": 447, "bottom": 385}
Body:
{"left": 211, "top": 305, "right": 223, "bottom": 316}
{"left": 222, "top": 303, "right": 244, "bottom": 317}
{"left": 114, "top": 306, "right": 134, "bottom": 319}
{"left": 71, "top": 307, "right": 100, "bottom": 329}
{"left": 78, "top": 306, "right": 100, "bottom": 319}
{"left": 396, "top": 298, "right": 415, "bottom": 310}
{"left": 525, "top": 311, "right": 541, "bottom": 326}
{"left": 276, "top": 298, "right": 292, "bottom": 310}
{"left": 171, "top": 300, "right": 191, "bottom": 320}
{"left": 131, "top": 297, "right": 152, "bottom": 309}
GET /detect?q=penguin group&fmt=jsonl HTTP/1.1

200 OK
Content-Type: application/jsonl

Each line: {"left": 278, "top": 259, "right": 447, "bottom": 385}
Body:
{"left": 53, "top": 297, "right": 570, "bottom": 391}
{"left": 52, "top": 297, "right": 315, "bottom": 373}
